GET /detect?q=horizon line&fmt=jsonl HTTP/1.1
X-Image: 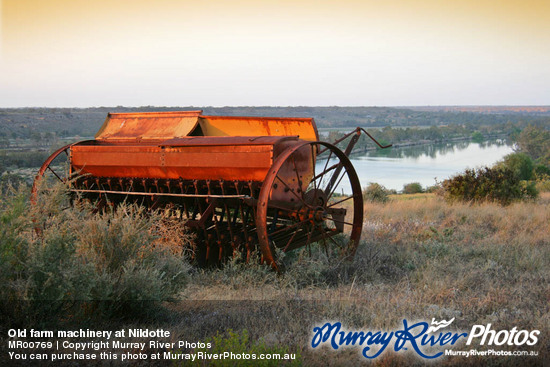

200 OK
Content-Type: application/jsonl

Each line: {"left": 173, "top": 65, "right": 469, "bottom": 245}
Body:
{"left": 1, "top": 104, "right": 550, "bottom": 109}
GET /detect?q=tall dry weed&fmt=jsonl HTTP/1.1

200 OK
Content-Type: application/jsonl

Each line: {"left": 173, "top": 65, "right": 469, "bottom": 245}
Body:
{"left": 178, "top": 194, "right": 548, "bottom": 365}
{"left": 1, "top": 183, "right": 192, "bottom": 323}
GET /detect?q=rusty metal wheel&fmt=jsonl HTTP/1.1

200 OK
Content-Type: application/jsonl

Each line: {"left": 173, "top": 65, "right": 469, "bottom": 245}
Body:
{"left": 256, "top": 141, "right": 363, "bottom": 271}
{"left": 30, "top": 143, "right": 75, "bottom": 234}
{"left": 31, "top": 143, "right": 73, "bottom": 205}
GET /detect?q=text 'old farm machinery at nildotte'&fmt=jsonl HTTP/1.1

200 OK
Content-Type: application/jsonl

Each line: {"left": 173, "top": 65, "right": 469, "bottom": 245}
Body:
{"left": 32, "top": 111, "right": 390, "bottom": 270}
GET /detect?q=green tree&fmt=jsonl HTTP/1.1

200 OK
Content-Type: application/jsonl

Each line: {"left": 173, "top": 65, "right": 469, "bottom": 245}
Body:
{"left": 403, "top": 182, "right": 423, "bottom": 194}
{"left": 471, "top": 131, "right": 484, "bottom": 143}
{"left": 497, "top": 152, "right": 534, "bottom": 180}
{"left": 517, "top": 125, "right": 550, "bottom": 166}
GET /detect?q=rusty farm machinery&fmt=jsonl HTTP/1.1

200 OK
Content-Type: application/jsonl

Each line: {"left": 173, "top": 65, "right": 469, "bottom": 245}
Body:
{"left": 32, "top": 111, "right": 390, "bottom": 270}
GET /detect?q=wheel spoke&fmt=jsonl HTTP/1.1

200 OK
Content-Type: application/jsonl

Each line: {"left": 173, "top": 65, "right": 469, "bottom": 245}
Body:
{"left": 268, "top": 217, "right": 310, "bottom": 236}
{"left": 275, "top": 175, "right": 309, "bottom": 207}
{"left": 326, "top": 170, "right": 347, "bottom": 200}
{"left": 320, "top": 149, "right": 333, "bottom": 188}
{"left": 310, "top": 145, "right": 317, "bottom": 193}
{"left": 315, "top": 223, "right": 330, "bottom": 258}
{"left": 304, "top": 223, "right": 314, "bottom": 254}
{"left": 47, "top": 165, "right": 63, "bottom": 182}
{"left": 283, "top": 230, "right": 299, "bottom": 252}
{"left": 311, "top": 153, "right": 339, "bottom": 206}
{"left": 326, "top": 232, "right": 342, "bottom": 248}
{"left": 292, "top": 156, "right": 303, "bottom": 195}
{"left": 309, "top": 143, "right": 322, "bottom": 206}
{"left": 330, "top": 218, "right": 355, "bottom": 227}
{"left": 328, "top": 194, "right": 355, "bottom": 208}
{"left": 311, "top": 163, "right": 338, "bottom": 184}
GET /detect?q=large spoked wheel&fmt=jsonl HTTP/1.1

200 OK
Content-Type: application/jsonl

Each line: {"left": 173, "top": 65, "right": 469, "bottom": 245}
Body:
{"left": 256, "top": 141, "right": 363, "bottom": 271}
{"left": 31, "top": 144, "right": 73, "bottom": 205}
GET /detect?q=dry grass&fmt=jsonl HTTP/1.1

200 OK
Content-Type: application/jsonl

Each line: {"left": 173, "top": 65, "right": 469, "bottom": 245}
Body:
{"left": 2, "top": 186, "right": 547, "bottom": 366}
{"left": 169, "top": 194, "right": 549, "bottom": 366}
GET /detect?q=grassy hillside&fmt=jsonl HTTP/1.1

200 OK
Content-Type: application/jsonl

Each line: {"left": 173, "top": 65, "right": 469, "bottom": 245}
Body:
{"left": 1, "top": 106, "right": 549, "bottom": 140}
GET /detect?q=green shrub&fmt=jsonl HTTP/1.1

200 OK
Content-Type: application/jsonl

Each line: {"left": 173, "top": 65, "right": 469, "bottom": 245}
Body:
{"left": 533, "top": 166, "right": 550, "bottom": 192}
{"left": 534, "top": 164, "right": 550, "bottom": 177}
{"left": 426, "top": 183, "right": 444, "bottom": 195}
{"left": 521, "top": 180, "right": 539, "bottom": 199}
{"left": 471, "top": 131, "right": 484, "bottom": 143}
{"left": 442, "top": 166, "right": 538, "bottom": 205}
{"left": 496, "top": 152, "right": 534, "bottom": 180}
{"left": 534, "top": 173, "right": 550, "bottom": 192}
{"left": 363, "top": 183, "right": 390, "bottom": 203}
{"left": 402, "top": 182, "right": 423, "bottom": 194}
{"left": 0, "top": 184, "right": 191, "bottom": 322}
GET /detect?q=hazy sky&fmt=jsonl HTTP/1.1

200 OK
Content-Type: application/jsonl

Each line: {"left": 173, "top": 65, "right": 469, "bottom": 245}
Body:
{"left": 1, "top": 0, "right": 549, "bottom": 107}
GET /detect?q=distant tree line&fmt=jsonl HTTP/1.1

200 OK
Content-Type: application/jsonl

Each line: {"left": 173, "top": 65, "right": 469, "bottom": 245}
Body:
{"left": 1, "top": 106, "right": 549, "bottom": 140}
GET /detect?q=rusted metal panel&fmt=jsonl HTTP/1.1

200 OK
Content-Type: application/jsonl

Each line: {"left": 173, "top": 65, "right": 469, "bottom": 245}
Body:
{"left": 70, "top": 136, "right": 305, "bottom": 182}
{"left": 95, "top": 111, "right": 202, "bottom": 141}
{"left": 94, "top": 111, "right": 319, "bottom": 143}
{"left": 159, "top": 135, "right": 298, "bottom": 147}
{"left": 199, "top": 115, "right": 319, "bottom": 142}
{"left": 270, "top": 143, "right": 315, "bottom": 203}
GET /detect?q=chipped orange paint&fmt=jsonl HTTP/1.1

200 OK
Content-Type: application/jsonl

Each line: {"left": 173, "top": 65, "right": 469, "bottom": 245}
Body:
{"left": 84, "top": 111, "right": 320, "bottom": 182}
{"left": 70, "top": 135, "right": 303, "bottom": 182}
{"left": 94, "top": 111, "right": 319, "bottom": 143}
{"left": 199, "top": 115, "right": 319, "bottom": 141}
{"left": 95, "top": 111, "right": 203, "bottom": 141}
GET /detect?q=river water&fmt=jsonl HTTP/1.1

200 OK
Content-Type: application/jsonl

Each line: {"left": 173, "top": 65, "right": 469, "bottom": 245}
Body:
{"left": 316, "top": 140, "right": 514, "bottom": 193}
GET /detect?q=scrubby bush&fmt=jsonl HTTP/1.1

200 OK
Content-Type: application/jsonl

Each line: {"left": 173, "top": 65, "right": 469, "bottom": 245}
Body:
{"left": 0, "top": 184, "right": 191, "bottom": 323}
{"left": 0, "top": 188, "right": 29, "bottom": 305}
{"left": 496, "top": 152, "right": 534, "bottom": 180}
{"left": 534, "top": 173, "right": 550, "bottom": 192}
{"left": 0, "top": 173, "right": 25, "bottom": 191}
{"left": 534, "top": 164, "right": 550, "bottom": 177}
{"left": 442, "top": 166, "right": 538, "bottom": 205}
{"left": 363, "top": 182, "right": 390, "bottom": 203}
{"left": 402, "top": 182, "right": 423, "bottom": 194}
{"left": 532, "top": 163, "right": 550, "bottom": 192}
{"left": 425, "top": 183, "right": 444, "bottom": 195}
